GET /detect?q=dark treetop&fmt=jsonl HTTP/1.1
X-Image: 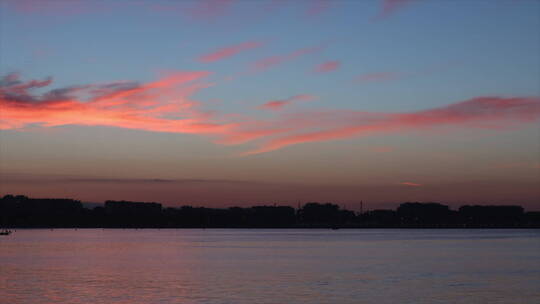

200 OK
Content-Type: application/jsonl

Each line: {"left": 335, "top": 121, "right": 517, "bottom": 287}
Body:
{"left": 1, "top": 195, "right": 539, "bottom": 228}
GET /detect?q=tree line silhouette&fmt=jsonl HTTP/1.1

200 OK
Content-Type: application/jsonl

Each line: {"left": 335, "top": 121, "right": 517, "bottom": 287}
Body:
{"left": 1, "top": 195, "right": 539, "bottom": 228}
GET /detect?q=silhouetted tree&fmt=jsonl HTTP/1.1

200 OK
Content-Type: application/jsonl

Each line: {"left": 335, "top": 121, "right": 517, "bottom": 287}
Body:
{"left": 0, "top": 195, "right": 84, "bottom": 227}
{"left": 459, "top": 205, "right": 524, "bottom": 227}
{"left": 1, "top": 195, "right": 538, "bottom": 228}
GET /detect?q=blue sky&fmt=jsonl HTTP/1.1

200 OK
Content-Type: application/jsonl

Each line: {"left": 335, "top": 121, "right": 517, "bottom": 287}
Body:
{"left": 2, "top": 0, "right": 539, "bottom": 111}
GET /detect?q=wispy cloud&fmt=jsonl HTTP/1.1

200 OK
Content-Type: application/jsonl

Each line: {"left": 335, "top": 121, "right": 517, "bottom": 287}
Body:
{"left": 141, "top": 0, "right": 237, "bottom": 23}
{"left": 188, "top": 0, "right": 236, "bottom": 20}
{"left": 198, "top": 41, "right": 264, "bottom": 63}
{"left": 374, "top": 0, "right": 419, "bottom": 20}
{"left": 353, "top": 61, "right": 462, "bottom": 84}
{"left": 0, "top": 72, "right": 231, "bottom": 134}
{"left": 494, "top": 161, "right": 540, "bottom": 170}
{"left": 0, "top": 173, "right": 260, "bottom": 185}
{"left": 4, "top": 0, "right": 103, "bottom": 15}
{"left": 306, "top": 0, "right": 333, "bottom": 16}
{"left": 369, "top": 146, "right": 395, "bottom": 153}
{"left": 258, "top": 94, "right": 316, "bottom": 111}
{"left": 400, "top": 182, "right": 422, "bottom": 187}
{"left": 250, "top": 44, "right": 326, "bottom": 72}
{"left": 65, "top": 177, "right": 255, "bottom": 185}
{"left": 238, "top": 96, "right": 540, "bottom": 155}
{"left": 313, "top": 60, "right": 340, "bottom": 73}
{"left": 354, "top": 71, "right": 402, "bottom": 83}
{"left": 3, "top": 74, "right": 539, "bottom": 156}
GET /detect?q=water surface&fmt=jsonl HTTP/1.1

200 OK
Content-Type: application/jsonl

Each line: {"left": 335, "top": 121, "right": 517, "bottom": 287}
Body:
{"left": 1, "top": 229, "right": 539, "bottom": 304}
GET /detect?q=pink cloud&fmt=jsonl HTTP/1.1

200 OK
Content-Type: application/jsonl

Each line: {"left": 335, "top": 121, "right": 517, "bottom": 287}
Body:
{"left": 188, "top": 0, "right": 236, "bottom": 20}
{"left": 218, "top": 127, "right": 293, "bottom": 145}
{"left": 354, "top": 72, "right": 402, "bottom": 83}
{"left": 198, "top": 41, "right": 263, "bottom": 63}
{"left": 3, "top": 73, "right": 540, "bottom": 157}
{"left": 5, "top": 0, "right": 95, "bottom": 15}
{"left": 306, "top": 0, "right": 333, "bottom": 16}
{"left": 146, "top": 0, "right": 236, "bottom": 22}
{"left": 313, "top": 61, "right": 340, "bottom": 73}
{"left": 0, "top": 72, "right": 232, "bottom": 134}
{"left": 250, "top": 44, "right": 325, "bottom": 72}
{"left": 239, "top": 96, "right": 540, "bottom": 155}
{"left": 352, "top": 61, "right": 462, "bottom": 84}
{"left": 374, "top": 0, "right": 419, "bottom": 20}
{"left": 400, "top": 182, "right": 422, "bottom": 187}
{"left": 258, "top": 94, "right": 316, "bottom": 111}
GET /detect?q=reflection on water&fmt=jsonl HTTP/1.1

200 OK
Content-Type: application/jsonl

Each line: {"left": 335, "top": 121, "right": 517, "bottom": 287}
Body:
{"left": 1, "top": 229, "right": 539, "bottom": 304}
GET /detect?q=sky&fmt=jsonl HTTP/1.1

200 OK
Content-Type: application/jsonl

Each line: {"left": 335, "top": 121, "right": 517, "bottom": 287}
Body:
{"left": 0, "top": 0, "right": 539, "bottom": 210}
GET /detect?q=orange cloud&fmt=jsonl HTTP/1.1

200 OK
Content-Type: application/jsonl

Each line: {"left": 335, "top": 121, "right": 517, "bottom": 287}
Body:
{"left": 0, "top": 72, "right": 232, "bottom": 135}
{"left": 3, "top": 74, "right": 539, "bottom": 157}
{"left": 198, "top": 41, "right": 263, "bottom": 63}
{"left": 313, "top": 61, "right": 340, "bottom": 73}
{"left": 258, "top": 94, "right": 316, "bottom": 110}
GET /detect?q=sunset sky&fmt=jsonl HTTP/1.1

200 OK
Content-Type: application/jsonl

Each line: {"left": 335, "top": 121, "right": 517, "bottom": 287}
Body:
{"left": 1, "top": 0, "right": 539, "bottom": 210}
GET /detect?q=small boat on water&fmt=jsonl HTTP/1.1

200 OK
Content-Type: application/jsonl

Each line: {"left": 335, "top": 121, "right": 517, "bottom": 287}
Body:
{"left": 0, "top": 230, "right": 12, "bottom": 236}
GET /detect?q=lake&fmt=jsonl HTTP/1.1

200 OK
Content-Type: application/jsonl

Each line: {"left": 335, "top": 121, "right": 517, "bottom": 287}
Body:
{"left": 1, "top": 229, "right": 539, "bottom": 304}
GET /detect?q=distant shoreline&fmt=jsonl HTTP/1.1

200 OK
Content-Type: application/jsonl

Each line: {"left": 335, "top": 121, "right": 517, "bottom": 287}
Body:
{"left": 4, "top": 227, "right": 540, "bottom": 230}
{"left": 2, "top": 195, "right": 539, "bottom": 229}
